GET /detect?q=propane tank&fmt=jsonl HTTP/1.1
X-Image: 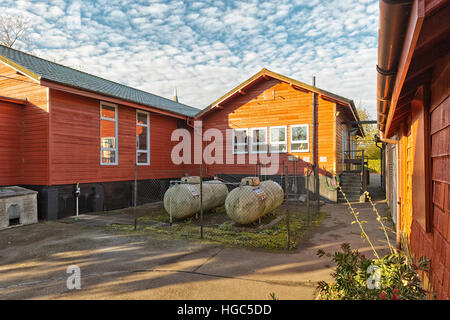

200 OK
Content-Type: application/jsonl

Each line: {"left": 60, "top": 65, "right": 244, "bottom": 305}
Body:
{"left": 163, "top": 177, "right": 228, "bottom": 220}
{"left": 225, "top": 178, "right": 284, "bottom": 225}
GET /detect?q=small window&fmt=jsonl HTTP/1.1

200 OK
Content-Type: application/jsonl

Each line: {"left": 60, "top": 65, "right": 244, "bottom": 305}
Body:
{"left": 290, "top": 124, "right": 309, "bottom": 152}
{"left": 136, "top": 110, "right": 150, "bottom": 165}
{"left": 232, "top": 128, "right": 248, "bottom": 154}
{"left": 100, "top": 102, "right": 118, "bottom": 165}
{"left": 250, "top": 127, "right": 268, "bottom": 153}
{"left": 269, "top": 126, "right": 287, "bottom": 153}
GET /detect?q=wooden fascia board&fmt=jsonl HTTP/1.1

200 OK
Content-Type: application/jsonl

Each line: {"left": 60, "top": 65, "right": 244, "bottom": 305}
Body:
{"left": 41, "top": 79, "right": 190, "bottom": 120}
{"left": 384, "top": 0, "right": 425, "bottom": 136}
{"left": 0, "top": 56, "right": 40, "bottom": 83}
{"left": 0, "top": 95, "right": 27, "bottom": 105}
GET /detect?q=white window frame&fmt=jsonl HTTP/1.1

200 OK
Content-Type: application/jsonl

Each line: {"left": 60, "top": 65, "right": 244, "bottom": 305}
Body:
{"left": 269, "top": 125, "right": 287, "bottom": 153}
{"left": 136, "top": 110, "right": 150, "bottom": 165}
{"left": 232, "top": 128, "right": 248, "bottom": 154}
{"left": 250, "top": 127, "right": 268, "bottom": 154}
{"left": 100, "top": 101, "right": 118, "bottom": 165}
{"left": 290, "top": 124, "right": 309, "bottom": 153}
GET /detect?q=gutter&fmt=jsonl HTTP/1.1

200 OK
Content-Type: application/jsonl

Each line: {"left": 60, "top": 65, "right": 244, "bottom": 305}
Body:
{"left": 377, "top": 0, "right": 414, "bottom": 133}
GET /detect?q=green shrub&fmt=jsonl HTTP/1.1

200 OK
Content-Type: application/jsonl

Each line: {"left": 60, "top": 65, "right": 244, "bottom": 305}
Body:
{"left": 367, "top": 159, "right": 381, "bottom": 173}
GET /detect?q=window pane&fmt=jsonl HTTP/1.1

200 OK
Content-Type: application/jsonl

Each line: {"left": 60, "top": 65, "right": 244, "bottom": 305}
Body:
{"left": 102, "top": 150, "right": 116, "bottom": 163}
{"left": 101, "top": 120, "right": 116, "bottom": 148}
{"left": 252, "top": 143, "right": 268, "bottom": 153}
{"left": 102, "top": 105, "right": 116, "bottom": 119}
{"left": 137, "top": 112, "right": 148, "bottom": 125}
{"left": 234, "top": 144, "right": 248, "bottom": 154}
{"left": 270, "top": 143, "right": 287, "bottom": 153}
{"left": 234, "top": 130, "right": 247, "bottom": 144}
{"left": 137, "top": 126, "right": 148, "bottom": 150}
{"left": 292, "top": 126, "right": 307, "bottom": 141}
{"left": 137, "top": 152, "right": 148, "bottom": 163}
{"left": 271, "top": 127, "right": 285, "bottom": 142}
{"left": 291, "top": 143, "right": 308, "bottom": 151}
{"left": 252, "top": 129, "right": 266, "bottom": 143}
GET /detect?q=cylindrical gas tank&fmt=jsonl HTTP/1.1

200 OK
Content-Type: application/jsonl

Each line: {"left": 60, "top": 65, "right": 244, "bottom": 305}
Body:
{"left": 163, "top": 177, "right": 228, "bottom": 220}
{"left": 225, "top": 179, "right": 284, "bottom": 225}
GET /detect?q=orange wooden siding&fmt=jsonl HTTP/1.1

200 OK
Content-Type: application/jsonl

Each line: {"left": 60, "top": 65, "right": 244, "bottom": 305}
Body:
{"left": 0, "top": 100, "right": 23, "bottom": 185}
{"left": 0, "top": 62, "right": 49, "bottom": 185}
{"left": 49, "top": 89, "right": 194, "bottom": 185}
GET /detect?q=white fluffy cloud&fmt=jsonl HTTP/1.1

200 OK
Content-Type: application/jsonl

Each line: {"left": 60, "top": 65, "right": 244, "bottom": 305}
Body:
{"left": 0, "top": 0, "right": 379, "bottom": 117}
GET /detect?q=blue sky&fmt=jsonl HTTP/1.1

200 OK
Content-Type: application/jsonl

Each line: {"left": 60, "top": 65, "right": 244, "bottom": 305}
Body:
{"left": 2, "top": 0, "right": 379, "bottom": 118}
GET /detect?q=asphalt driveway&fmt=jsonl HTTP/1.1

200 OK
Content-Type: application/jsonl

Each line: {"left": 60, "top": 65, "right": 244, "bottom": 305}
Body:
{"left": 0, "top": 175, "right": 394, "bottom": 299}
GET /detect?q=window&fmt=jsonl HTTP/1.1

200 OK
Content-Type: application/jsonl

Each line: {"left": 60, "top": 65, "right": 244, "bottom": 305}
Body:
{"left": 290, "top": 124, "right": 309, "bottom": 152}
{"left": 250, "top": 127, "right": 268, "bottom": 153}
{"left": 269, "top": 126, "right": 287, "bottom": 153}
{"left": 136, "top": 110, "right": 150, "bottom": 165}
{"left": 232, "top": 128, "right": 248, "bottom": 154}
{"left": 100, "top": 102, "right": 118, "bottom": 165}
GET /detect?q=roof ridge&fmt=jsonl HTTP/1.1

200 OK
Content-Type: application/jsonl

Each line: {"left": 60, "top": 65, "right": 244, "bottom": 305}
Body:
{"left": 0, "top": 45, "right": 199, "bottom": 111}
{"left": 262, "top": 68, "right": 354, "bottom": 104}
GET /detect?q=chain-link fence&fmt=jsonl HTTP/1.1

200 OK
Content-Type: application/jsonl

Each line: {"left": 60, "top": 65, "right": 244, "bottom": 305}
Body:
{"left": 128, "top": 162, "right": 323, "bottom": 250}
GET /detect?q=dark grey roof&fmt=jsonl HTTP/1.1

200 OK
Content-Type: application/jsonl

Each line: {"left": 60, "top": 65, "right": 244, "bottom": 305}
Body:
{"left": 0, "top": 45, "right": 200, "bottom": 117}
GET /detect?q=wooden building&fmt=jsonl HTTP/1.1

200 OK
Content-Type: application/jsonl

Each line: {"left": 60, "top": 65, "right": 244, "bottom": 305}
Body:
{"left": 196, "top": 69, "right": 364, "bottom": 202}
{"left": 377, "top": 0, "right": 449, "bottom": 299}
{"left": 0, "top": 45, "right": 365, "bottom": 219}
{"left": 0, "top": 45, "right": 199, "bottom": 220}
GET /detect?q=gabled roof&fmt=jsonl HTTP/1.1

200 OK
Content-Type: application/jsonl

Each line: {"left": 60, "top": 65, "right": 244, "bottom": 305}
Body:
{"left": 196, "top": 68, "right": 364, "bottom": 136}
{"left": 0, "top": 45, "right": 200, "bottom": 118}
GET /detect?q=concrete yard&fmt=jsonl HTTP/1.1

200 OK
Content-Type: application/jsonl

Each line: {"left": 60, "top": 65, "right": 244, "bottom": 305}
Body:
{"left": 0, "top": 175, "right": 394, "bottom": 300}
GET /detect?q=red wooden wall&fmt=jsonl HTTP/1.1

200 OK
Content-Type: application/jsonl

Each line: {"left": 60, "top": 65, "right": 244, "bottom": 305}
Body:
{"left": 49, "top": 89, "right": 195, "bottom": 185}
{"left": 0, "top": 62, "right": 49, "bottom": 185}
{"left": 409, "top": 55, "right": 450, "bottom": 299}
{"left": 0, "top": 100, "right": 23, "bottom": 185}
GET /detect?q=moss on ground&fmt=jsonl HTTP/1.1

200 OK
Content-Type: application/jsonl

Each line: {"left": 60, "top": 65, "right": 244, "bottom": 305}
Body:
{"left": 104, "top": 203, "right": 326, "bottom": 251}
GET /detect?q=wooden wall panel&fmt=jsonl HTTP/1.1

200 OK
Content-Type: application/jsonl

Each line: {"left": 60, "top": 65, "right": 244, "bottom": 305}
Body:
{"left": 407, "top": 54, "right": 450, "bottom": 299}
{"left": 201, "top": 80, "right": 352, "bottom": 176}
{"left": 0, "top": 62, "right": 49, "bottom": 185}
{"left": 49, "top": 89, "right": 193, "bottom": 185}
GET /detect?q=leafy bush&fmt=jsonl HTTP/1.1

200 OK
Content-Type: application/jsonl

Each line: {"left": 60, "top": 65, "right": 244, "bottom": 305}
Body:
{"left": 316, "top": 243, "right": 430, "bottom": 300}
{"left": 367, "top": 159, "right": 381, "bottom": 173}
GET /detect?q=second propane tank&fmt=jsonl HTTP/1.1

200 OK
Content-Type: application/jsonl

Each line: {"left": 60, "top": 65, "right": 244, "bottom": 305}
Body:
{"left": 225, "top": 177, "right": 284, "bottom": 225}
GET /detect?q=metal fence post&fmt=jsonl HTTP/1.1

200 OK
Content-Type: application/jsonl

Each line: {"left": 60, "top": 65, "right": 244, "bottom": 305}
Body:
{"left": 134, "top": 162, "right": 137, "bottom": 230}
{"left": 285, "top": 165, "right": 290, "bottom": 250}
{"left": 306, "top": 164, "right": 310, "bottom": 226}
{"left": 200, "top": 164, "right": 203, "bottom": 239}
